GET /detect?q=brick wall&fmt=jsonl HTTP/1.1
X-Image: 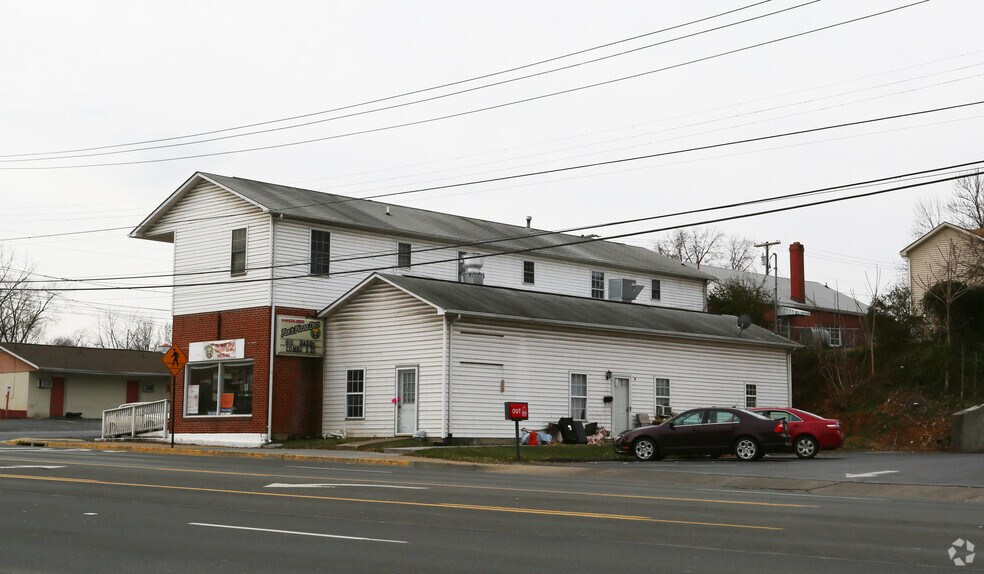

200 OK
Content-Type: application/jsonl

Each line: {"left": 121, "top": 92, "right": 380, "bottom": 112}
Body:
{"left": 172, "top": 306, "right": 323, "bottom": 439}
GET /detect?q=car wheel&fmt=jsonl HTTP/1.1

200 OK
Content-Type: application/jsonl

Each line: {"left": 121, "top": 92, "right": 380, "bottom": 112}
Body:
{"left": 633, "top": 437, "right": 660, "bottom": 461}
{"left": 734, "top": 437, "right": 760, "bottom": 461}
{"left": 794, "top": 435, "right": 819, "bottom": 459}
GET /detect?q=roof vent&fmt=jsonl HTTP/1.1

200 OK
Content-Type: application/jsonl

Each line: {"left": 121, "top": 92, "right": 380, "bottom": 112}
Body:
{"left": 526, "top": 216, "right": 532, "bottom": 230}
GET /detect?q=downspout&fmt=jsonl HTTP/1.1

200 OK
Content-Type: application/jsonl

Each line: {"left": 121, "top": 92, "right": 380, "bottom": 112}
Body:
{"left": 266, "top": 214, "right": 278, "bottom": 443}
{"left": 787, "top": 351, "right": 793, "bottom": 405}
{"left": 444, "top": 313, "right": 458, "bottom": 441}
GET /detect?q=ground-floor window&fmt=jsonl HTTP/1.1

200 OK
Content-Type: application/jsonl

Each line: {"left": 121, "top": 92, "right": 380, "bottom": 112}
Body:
{"left": 346, "top": 369, "right": 365, "bottom": 419}
{"left": 570, "top": 373, "right": 587, "bottom": 420}
{"left": 185, "top": 361, "right": 253, "bottom": 416}
{"left": 745, "top": 383, "right": 757, "bottom": 408}
{"left": 654, "top": 378, "right": 670, "bottom": 417}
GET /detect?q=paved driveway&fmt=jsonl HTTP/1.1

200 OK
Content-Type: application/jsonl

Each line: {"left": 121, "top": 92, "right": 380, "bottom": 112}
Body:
{"left": 0, "top": 418, "right": 101, "bottom": 441}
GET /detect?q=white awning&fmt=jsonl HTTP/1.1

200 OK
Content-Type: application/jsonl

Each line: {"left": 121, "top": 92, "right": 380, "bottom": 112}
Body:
{"left": 777, "top": 306, "right": 811, "bottom": 317}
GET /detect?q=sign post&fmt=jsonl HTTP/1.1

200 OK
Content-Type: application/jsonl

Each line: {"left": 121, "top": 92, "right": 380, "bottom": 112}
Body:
{"left": 162, "top": 344, "right": 189, "bottom": 448}
{"left": 504, "top": 402, "right": 529, "bottom": 461}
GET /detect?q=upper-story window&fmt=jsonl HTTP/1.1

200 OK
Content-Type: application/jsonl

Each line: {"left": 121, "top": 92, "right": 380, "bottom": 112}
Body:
{"left": 397, "top": 242, "right": 412, "bottom": 268}
{"left": 310, "top": 230, "right": 331, "bottom": 275}
{"left": 523, "top": 261, "right": 535, "bottom": 284}
{"left": 457, "top": 251, "right": 467, "bottom": 282}
{"left": 651, "top": 279, "right": 662, "bottom": 301}
{"left": 591, "top": 271, "right": 605, "bottom": 299}
{"left": 231, "top": 228, "right": 247, "bottom": 275}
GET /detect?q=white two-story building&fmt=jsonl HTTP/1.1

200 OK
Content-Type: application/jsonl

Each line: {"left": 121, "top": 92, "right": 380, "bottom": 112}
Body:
{"left": 132, "top": 172, "right": 795, "bottom": 446}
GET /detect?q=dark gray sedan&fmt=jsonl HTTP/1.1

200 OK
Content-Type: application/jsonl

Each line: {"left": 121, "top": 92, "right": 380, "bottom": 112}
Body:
{"left": 614, "top": 407, "right": 792, "bottom": 461}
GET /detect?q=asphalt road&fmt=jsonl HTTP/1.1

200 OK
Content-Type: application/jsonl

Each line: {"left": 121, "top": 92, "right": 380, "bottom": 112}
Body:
{"left": 0, "top": 445, "right": 980, "bottom": 573}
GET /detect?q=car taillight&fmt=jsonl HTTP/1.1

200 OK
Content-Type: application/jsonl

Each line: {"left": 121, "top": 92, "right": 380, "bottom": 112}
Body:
{"left": 774, "top": 421, "right": 787, "bottom": 434}
{"left": 827, "top": 421, "right": 841, "bottom": 429}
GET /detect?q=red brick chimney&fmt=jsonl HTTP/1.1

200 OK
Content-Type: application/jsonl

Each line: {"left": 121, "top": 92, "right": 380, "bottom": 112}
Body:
{"left": 789, "top": 242, "right": 805, "bottom": 303}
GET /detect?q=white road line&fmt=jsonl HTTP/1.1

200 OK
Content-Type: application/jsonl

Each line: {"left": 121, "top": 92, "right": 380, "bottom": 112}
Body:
{"left": 287, "top": 465, "right": 393, "bottom": 474}
{"left": 845, "top": 470, "right": 899, "bottom": 478}
{"left": 189, "top": 523, "right": 407, "bottom": 544}
{"left": 264, "top": 482, "right": 427, "bottom": 490}
{"left": 694, "top": 488, "right": 885, "bottom": 502}
{"left": 0, "top": 465, "right": 65, "bottom": 469}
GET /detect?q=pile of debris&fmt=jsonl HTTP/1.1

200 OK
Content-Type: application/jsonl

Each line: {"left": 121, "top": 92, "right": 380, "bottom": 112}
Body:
{"left": 520, "top": 418, "right": 609, "bottom": 445}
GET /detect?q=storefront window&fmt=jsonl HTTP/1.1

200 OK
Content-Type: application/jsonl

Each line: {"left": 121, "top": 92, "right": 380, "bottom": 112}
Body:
{"left": 185, "top": 361, "right": 253, "bottom": 416}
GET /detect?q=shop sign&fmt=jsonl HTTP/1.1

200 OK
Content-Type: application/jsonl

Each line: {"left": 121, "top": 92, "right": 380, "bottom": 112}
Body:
{"left": 189, "top": 339, "right": 245, "bottom": 362}
{"left": 276, "top": 315, "right": 324, "bottom": 357}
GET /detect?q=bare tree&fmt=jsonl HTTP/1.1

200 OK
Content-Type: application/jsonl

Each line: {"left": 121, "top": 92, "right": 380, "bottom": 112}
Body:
{"left": 49, "top": 329, "right": 91, "bottom": 347}
{"left": 949, "top": 172, "right": 984, "bottom": 230}
{"left": 95, "top": 311, "right": 171, "bottom": 351}
{"left": 0, "top": 249, "right": 55, "bottom": 343}
{"left": 911, "top": 195, "right": 949, "bottom": 238}
{"left": 654, "top": 226, "right": 761, "bottom": 270}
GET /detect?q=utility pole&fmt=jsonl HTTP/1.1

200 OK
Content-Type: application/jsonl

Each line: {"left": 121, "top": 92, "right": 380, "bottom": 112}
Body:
{"left": 755, "top": 240, "right": 781, "bottom": 334}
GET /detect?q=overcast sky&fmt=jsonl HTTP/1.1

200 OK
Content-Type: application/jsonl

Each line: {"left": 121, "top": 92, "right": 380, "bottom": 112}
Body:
{"left": 3, "top": 0, "right": 983, "bottom": 341}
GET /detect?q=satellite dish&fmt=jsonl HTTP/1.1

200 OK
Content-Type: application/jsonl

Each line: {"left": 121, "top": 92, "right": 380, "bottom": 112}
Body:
{"left": 736, "top": 314, "right": 752, "bottom": 335}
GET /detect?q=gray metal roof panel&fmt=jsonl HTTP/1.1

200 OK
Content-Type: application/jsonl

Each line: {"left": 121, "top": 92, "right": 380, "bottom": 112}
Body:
{"left": 377, "top": 274, "right": 796, "bottom": 348}
{"left": 201, "top": 173, "right": 712, "bottom": 281}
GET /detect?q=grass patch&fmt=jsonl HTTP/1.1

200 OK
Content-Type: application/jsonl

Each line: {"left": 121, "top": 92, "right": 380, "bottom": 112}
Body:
{"left": 410, "top": 443, "right": 619, "bottom": 464}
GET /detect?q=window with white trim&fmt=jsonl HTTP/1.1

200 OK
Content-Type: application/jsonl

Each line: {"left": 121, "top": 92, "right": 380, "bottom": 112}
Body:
{"left": 745, "top": 384, "right": 757, "bottom": 408}
{"left": 826, "top": 326, "right": 842, "bottom": 347}
{"left": 651, "top": 279, "right": 662, "bottom": 301}
{"left": 185, "top": 361, "right": 253, "bottom": 417}
{"left": 310, "top": 230, "right": 331, "bottom": 275}
{"left": 591, "top": 271, "right": 605, "bottom": 299}
{"left": 346, "top": 369, "right": 365, "bottom": 419}
{"left": 654, "top": 378, "right": 670, "bottom": 417}
{"left": 523, "top": 261, "right": 535, "bottom": 284}
{"left": 231, "top": 228, "right": 247, "bottom": 275}
{"left": 570, "top": 373, "right": 587, "bottom": 420}
{"left": 397, "top": 242, "right": 411, "bottom": 268}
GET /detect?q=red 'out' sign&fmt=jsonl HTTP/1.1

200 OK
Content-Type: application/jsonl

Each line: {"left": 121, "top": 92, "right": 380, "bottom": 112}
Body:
{"left": 504, "top": 402, "right": 529, "bottom": 421}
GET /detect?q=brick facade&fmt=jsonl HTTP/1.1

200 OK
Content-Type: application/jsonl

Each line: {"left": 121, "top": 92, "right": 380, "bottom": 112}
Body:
{"left": 172, "top": 305, "right": 323, "bottom": 439}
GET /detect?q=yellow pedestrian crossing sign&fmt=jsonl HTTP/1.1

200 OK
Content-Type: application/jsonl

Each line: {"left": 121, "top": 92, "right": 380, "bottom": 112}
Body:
{"left": 163, "top": 343, "right": 188, "bottom": 376}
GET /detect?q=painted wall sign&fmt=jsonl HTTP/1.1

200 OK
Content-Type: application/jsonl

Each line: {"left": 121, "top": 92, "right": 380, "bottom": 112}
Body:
{"left": 189, "top": 339, "right": 245, "bottom": 362}
{"left": 276, "top": 315, "right": 324, "bottom": 357}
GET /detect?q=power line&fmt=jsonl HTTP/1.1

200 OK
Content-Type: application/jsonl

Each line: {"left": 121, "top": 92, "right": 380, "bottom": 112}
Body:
{"left": 16, "top": 170, "right": 974, "bottom": 292}
{"left": 0, "top": 1, "right": 926, "bottom": 171}
{"left": 0, "top": 1, "right": 776, "bottom": 160}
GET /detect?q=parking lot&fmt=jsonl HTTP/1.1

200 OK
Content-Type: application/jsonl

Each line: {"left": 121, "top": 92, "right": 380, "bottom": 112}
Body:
{"left": 0, "top": 417, "right": 101, "bottom": 441}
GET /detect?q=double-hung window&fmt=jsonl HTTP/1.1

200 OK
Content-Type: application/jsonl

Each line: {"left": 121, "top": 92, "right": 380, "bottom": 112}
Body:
{"left": 826, "top": 326, "right": 842, "bottom": 348}
{"left": 523, "top": 261, "right": 535, "bottom": 284}
{"left": 591, "top": 271, "right": 605, "bottom": 299}
{"left": 654, "top": 378, "right": 670, "bottom": 417}
{"left": 231, "top": 228, "right": 247, "bottom": 275}
{"left": 570, "top": 373, "right": 587, "bottom": 420}
{"left": 346, "top": 369, "right": 366, "bottom": 419}
{"left": 745, "top": 384, "right": 757, "bottom": 408}
{"left": 310, "top": 230, "right": 331, "bottom": 275}
{"left": 651, "top": 279, "right": 661, "bottom": 301}
{"left": 397, "top": 242, "right": 411, "bottom": 268}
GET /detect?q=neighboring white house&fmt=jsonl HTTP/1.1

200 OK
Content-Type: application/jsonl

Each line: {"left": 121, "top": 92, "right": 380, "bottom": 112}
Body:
{"left": 900, "top": 222, "right": 984, "bottom": 314}
{"left": 319, "top": 273, "right": 796, "bottom": 439}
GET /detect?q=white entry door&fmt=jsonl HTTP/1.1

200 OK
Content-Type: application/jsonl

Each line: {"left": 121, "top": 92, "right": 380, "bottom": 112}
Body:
{"left": 396, "top": 367, "right": 418, "bottom": 435}
{"left": 611, "top": 377, "right": 631, "bottom": 435}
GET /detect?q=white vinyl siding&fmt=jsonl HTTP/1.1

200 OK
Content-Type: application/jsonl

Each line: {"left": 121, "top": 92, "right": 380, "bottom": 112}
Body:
{"left": 146, "top": 181, "right": 272, "bottom": 315}
{"left": 906, "top": 226, "right": 980, "bottom": 314}
{"left": 322, "top": 282, "right": 444, "bottom": 438}
{"left": 448, "top": 322, "right": 789, "bottom": 439}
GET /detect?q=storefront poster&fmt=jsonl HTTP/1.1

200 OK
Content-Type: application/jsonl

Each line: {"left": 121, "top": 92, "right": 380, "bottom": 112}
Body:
{"left": 276, "top": 315, "right": 324, "bottom": 357}
{"left": 189, "top": 339, "right": 245, "bottom": 362}
{"left": 220, "top": 393, "right": 235, "bottom": 414}
{"left": 187, "top": 384, "right": 200, "bottom": 414}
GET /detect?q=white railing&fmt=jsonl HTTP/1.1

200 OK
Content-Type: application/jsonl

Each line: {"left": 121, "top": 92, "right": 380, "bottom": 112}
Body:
{"left": 102, "top": 400, "right": 168, "bottom": 439}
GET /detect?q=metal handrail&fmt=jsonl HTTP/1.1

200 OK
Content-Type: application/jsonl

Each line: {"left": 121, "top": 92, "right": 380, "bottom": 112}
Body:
{"left": 101, "top": 399, "right": 168, "bottom": 439}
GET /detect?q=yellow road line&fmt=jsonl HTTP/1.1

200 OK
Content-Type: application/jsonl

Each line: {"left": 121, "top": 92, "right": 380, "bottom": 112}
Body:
{"left": 0, "top": 473, "right": 782, "bottom": 531}
{"left": 0, "top": 455, "right": 817, "bottom": 509}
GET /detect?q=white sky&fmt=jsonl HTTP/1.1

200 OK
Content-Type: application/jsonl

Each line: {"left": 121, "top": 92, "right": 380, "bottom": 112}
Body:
{"left": 3, "top": 0, "right": 983, "bottom": 341}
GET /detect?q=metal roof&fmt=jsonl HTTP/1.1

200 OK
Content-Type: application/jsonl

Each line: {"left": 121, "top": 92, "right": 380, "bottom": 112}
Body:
{"left": 0, "top": 343, "right": 170, "bottom": 377}
{"left": 689, "top": 264, "right": 868, "bottom": 315}
{"left": 187, "top": 172, "right": 712, "bottom": 281}
{"left": 327, "top": 274, "right": 797, "bottom": 349}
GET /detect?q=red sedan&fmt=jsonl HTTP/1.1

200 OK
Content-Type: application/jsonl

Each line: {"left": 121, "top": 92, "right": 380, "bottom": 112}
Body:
{"left": 750, "top": 407, "right": 845, "bottom": 459}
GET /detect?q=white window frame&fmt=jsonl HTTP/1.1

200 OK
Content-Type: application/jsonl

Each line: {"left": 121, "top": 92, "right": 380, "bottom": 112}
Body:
{"left": 591, "top": 271, "right": 605, "bottom": 299}
{"left": 569, "top": 372, "right": 588, "bottom": 420}
{"left": 310, "top": 229, "right": 331, "bottom": 276}
{"left": 346, "top": 368, "right": 366, "bottom": 420}
{"left": 826, "top": 326, "right": 842, "bottom": 347}
{"left": 231, "top": 228, "right": 247, "bottom": 276}
{"left": 523, "top": 261, "right": 535, "bottom": 284}
{"left": 397, "top": 242, "right": 412, "bottom": 268}
{"left": 654, "top": 378, "right": 670, "bottom": 417}
{"left": 745, "top": 383, "right": 757, "bottom": 408}
{"left": 651, "top": 279, "right": 661, "bottom": 301}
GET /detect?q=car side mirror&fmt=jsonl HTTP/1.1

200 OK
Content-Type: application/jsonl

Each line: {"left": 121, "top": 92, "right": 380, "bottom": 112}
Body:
{"left": 667, "top": 421, "right": 675, "bottom": 429}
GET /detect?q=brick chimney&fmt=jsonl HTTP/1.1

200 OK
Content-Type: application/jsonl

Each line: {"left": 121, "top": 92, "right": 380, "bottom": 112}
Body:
{"left": 789, "top": 242, "right": 805, "bottom": 303}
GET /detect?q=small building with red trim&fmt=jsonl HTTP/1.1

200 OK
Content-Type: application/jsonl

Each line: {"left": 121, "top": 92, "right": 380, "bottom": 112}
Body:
{"left": 0, "top": 343, "right": 169, "bottom": 419}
